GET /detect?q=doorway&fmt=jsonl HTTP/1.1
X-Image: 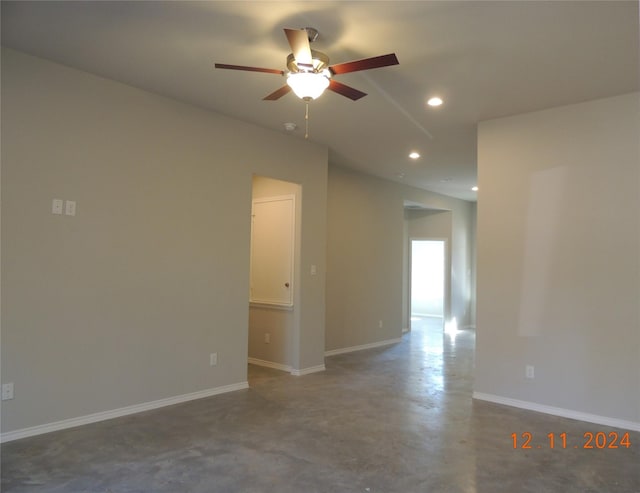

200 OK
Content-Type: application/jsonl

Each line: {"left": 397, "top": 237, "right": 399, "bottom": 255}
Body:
{"left": 248, "top": 175, "right": 301, "bottom": 378}
{"left": 410, "top": 239, "right": 445, "bottom": 331}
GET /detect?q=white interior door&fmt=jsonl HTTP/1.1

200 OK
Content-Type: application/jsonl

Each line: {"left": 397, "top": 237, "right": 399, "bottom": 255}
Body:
{"left": 250, "top": 195, "right": 295, "bottom": 307}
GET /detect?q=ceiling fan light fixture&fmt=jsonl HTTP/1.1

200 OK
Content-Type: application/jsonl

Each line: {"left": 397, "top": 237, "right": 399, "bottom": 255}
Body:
{"left": 287, "top": 71, "right": 330, "bottom": 100}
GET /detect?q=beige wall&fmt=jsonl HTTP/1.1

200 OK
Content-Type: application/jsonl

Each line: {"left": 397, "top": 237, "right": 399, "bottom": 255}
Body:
{"left": 476, "top": 93, "right": 640, "bottom": 425}
{"left": 1, "top": 48, "right": 327, "bottom": 434}
{"left": 326, "top": 164, "right": 474, "bottom": 351}
{"left": 469, "top": 202, "right": 477, "bottom": 328}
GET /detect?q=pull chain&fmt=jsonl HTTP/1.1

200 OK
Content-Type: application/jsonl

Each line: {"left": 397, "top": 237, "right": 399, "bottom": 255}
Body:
{"left": 304, "top": 102, "right": 309, "bottom": 139}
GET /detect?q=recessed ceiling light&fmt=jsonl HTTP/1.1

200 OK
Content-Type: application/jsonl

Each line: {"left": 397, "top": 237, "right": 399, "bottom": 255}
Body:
{"left": 471, "top": 186, "right": 479, "bottom": 191}
{"left": 409, "top": 152, "right": 420, "bottom": 159}
{"left": 427, "top": 97, "right": 443, "bottom": 107}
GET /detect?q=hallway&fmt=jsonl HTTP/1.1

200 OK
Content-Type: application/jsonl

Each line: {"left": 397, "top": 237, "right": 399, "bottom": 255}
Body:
{"left": 2, "top": 321, "right": 638, "bottom": 492}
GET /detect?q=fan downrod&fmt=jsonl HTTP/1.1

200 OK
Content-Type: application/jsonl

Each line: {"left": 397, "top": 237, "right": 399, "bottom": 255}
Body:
{"left": 304, "top": 27, "right": 319, "bottom": 43}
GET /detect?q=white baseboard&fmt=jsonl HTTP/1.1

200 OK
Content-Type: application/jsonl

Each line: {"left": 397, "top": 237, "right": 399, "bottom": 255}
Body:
{"left": 325, "top": 337, "right": 402, "bottom": 357}
{"left": 248, "top": 357, "right": 325, "bottom": 376}
{"left": 1, "top": 381, "right": 249, "bottom": 444}
{"left": 472, "top": 392, "right": 640, "bottom": 432}
{"left": 248, "top": 357, "right": 292, "bottom": 373}
{"left": 291, "top": 365, "right": 326, "bottom": 376}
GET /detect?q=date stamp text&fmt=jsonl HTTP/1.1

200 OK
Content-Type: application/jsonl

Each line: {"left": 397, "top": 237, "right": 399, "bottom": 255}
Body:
{"left": 512, "top": 431, "right": 632, "bottom": 449}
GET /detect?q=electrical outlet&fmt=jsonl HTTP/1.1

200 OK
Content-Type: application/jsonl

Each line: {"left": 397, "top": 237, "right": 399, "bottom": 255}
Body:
{"left": 265, "top": 333, "right": 270, "bottom": 344}
{"left": 525, "top": 365, "right": 535, "bottom": 379}
{"left": 209, "top": 353, "right": 217, "bottom": 366}
{"left": 2, "top": 382, "right": 14, "bottom": 400}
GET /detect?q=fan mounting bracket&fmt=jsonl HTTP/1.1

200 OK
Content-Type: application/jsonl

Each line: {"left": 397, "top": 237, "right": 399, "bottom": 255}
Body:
{"left": 304, "top": 27, "right": 319, "bottom": 43}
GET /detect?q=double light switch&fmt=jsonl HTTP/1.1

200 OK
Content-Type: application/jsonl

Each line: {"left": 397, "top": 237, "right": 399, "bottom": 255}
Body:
{"left": 52, "top": 199, "right": 76, "bottom": 216}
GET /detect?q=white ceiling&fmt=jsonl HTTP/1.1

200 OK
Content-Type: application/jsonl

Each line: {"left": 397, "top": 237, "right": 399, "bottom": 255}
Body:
{"left": 2, "top": 1, "right": 638, "bottom": 201}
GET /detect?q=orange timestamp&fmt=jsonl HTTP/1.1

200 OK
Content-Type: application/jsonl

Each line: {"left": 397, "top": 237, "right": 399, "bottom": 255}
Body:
{"left": 512, "top": 431, "right": 632, "bottom": 449}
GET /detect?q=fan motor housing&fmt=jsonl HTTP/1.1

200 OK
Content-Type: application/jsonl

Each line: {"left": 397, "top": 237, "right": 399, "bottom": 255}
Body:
{"left": 287, "top": 50, "right": 330, "bottom": 74}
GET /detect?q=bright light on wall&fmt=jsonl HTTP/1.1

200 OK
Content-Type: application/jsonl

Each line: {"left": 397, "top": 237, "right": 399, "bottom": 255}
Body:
{"left": 445, "top": 317, "right": 458, "bottom": 334}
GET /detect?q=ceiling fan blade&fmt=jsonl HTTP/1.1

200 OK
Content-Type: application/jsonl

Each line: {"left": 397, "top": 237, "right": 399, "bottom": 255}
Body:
{"left": 329, "top": 53, "right": 399, "bottom": 75}
{"left": 215, "top": 63, "right": 284, "bottom": 75}
{"left": 328, "top": 79, "right": 367, "bottom": 101}
{"left": 263, "top": 85, "right": 292, "bottom": 101}
{"left": 284, "top": 28, "right": 313, "bottom": 66}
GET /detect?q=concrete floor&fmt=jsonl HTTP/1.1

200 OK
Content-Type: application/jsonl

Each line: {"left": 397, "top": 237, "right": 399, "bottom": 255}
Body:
{"left": 2, "top": 318, "right": 639, "bottom": 492}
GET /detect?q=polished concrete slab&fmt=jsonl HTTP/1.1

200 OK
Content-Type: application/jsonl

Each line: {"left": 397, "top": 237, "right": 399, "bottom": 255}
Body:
{"left": 2, "top": 318, "right": 639, "bottom": 492}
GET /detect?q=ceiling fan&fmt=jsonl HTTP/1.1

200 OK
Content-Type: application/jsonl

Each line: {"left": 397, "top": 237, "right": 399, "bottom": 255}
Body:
{"left": 215, "top": 27, "right": 399, "bottom": 102}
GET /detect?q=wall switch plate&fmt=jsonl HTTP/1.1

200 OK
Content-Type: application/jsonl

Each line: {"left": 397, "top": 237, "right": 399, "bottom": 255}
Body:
{"left": 310, "top": 265, "right": 317, "bottom": 276}
{"left": 52, "top": 199, "right": 63, "bottom": 215}
{"left": 265, "top": 333, "right": 270, "bottom": 344}
{"left": 65, "top": 200, "right": 76, "bottom": 216}
{"left": 378, "top": 320, "right": 383, "bottom": 328}
{"left": 210, "top": 353, "right": 218, "bottom": 366}
{"left": 2, "top": 382, "right": 14, "bottom": 400}
{"left": 525, "top": 365, "right": 535, "bottom": 379}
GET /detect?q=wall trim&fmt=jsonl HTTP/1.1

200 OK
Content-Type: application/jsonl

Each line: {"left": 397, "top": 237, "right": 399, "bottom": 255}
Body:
{"left": 249, "top": 302, "right": 294, "bottom": 312}
{"left": 248, "top": 358, "right": 325, "bottom": 376}
{"left": 247, "top": 357, "right": 292, "bottom": 373}
{"left": 291, "top": 365, "right": 326, "bottom": 376}
{"left": 411, "top": 312, "right": 444, "bottom": 318}
{"left": 1, "top": 381, "right": 249, "bottom": 444}
{"left": 325, "top": 337, "right": 402, "bottom": 357}
{"left": 472, "top": 392, "right": 640, "bottom": 432}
